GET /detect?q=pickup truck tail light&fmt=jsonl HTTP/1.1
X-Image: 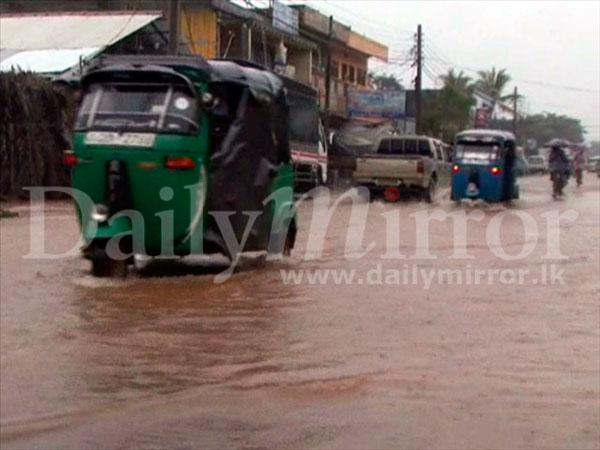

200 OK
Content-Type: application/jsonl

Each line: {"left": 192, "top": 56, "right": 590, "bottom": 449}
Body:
{"left": 452, "top": 164, "right": 460, "bottom": 174}
{"left": 416, "top": 160, "right": 424, "bottom": 174}
{"left": 490, "top": 166, "right": 502, "bottom": 175}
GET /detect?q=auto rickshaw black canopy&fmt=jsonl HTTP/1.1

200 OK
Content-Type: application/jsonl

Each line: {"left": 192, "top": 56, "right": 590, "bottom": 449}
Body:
{"left": 202, "top": 59, "right": 291, "bottom": 255}
{"left": 207, "top": 59, "right": 286, "bottom": 100}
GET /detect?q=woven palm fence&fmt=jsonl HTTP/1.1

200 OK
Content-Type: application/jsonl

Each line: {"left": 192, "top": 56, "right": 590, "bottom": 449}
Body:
{"left": 0, "top": 72, "right": 75, "bottom": 197}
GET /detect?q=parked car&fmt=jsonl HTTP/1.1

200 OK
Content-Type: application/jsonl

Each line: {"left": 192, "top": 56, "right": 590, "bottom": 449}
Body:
{"left": 527, "top": 155, "right": 547, "bottom": 174}
{"left": 586, "top": 155, "right": 600, "bottom": 173}
{"left": 353, "top": 135, "right": 451, "bottom": 202}
{"left": 515, "top": 154, "right": 530, "bottom": 176}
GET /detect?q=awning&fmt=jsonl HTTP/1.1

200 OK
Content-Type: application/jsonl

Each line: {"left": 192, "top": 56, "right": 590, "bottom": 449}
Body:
{"left": 1, "top": 48, "right": 101, "bottom": 74}
{"left": 0, "top": 12, "right": 162, "bottom": 74}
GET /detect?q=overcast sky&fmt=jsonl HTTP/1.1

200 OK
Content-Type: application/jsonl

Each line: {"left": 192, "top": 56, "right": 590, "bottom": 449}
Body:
{"left": 290, "top": 0, "right": 600, "bottom": 140}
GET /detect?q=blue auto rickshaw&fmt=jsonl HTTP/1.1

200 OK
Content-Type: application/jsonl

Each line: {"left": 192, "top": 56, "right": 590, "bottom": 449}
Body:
{"left": 451, "top": 129, "right": 519, "bottom": 202}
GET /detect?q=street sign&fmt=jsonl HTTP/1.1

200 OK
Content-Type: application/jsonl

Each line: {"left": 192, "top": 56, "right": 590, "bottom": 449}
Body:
{"left": 474, "top": 107, "right": 492, "bottom": 128}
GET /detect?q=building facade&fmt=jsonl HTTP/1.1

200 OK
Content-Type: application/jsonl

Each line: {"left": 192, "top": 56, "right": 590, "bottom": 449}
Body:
{"left": 1, "top": 0, "right": 389, "bottom": 121}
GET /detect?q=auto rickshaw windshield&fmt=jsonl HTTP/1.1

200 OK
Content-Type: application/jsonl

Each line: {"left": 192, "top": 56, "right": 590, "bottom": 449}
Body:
{"left": 455, "top": 141, "right": 502, "bottom": 164}
{"left": 75, "top": 82, "right": 199, "bottom": 134}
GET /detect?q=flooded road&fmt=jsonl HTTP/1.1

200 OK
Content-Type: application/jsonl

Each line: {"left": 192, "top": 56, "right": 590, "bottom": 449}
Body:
{"left": 1, "top": 175, "right": 599, "bottom": 449}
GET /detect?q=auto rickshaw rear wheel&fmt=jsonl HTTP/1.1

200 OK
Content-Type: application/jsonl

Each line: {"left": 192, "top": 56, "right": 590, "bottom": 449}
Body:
{"left": 283, "top": 219, "right": 297, "bottom": 256}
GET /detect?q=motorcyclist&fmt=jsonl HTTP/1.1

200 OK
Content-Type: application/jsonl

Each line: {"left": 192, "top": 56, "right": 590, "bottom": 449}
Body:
{"left": 548, "top": 145, "right": 569, "bottom": 197}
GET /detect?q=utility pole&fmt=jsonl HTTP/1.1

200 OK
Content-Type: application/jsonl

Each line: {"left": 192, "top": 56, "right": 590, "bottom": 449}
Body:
{"left": 512, "top": 86, "right": 518, "bottom": 137}
{"left": 168, "top": 0, "right": 180, "bottom": 55}
{"left": 324, "top": 15, "right": 333, "bottom": 134}
{"left": 415, "top": 24, "right": 422, "bottom": 135}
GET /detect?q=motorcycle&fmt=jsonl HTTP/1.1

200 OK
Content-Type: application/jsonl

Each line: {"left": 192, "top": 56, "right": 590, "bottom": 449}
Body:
{"left": 551, "top": 170, "right": 568, "bottom": 199}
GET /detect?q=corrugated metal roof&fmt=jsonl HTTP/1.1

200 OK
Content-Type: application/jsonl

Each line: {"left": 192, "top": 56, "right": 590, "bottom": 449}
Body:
{"left": 0, "top": 49, "right": 19, "bottom": 63}
{"left": 0, "top": 48, "right": 101, "bottom": 74}
{"left": 0, "top": 13, "right": 162, "bottom": 50}
{"left": 0, "top": 12, "right": 161, "bottom": 74}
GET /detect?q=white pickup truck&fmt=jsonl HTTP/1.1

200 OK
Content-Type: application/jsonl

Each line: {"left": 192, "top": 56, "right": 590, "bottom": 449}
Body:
{"left": 353, "top": 135, "right": 452, "bottom": 202}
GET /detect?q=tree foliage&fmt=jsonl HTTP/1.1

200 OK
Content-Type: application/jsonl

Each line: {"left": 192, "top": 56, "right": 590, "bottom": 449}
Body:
{"left": 475, "top": 67, "right": 512, "bottom": 103}
{"left": 440, "top": 69, "right": 473, "bottom": 95}
{"left": 369, "top": 72, "right": 404, "bottom": 91}
{"left": 421, "top": 69, "right": 475, "bottom": 142}
{"left": 493, "top": 113, "right": 586, "bottom": 146}
{"left": 0, "top": 72, "right": 74, "bottom": 197}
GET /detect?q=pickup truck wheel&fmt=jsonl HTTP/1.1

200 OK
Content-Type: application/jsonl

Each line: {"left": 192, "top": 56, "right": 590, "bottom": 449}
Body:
{"left": 423, "top": 178, "right": 436, "bottom": 203}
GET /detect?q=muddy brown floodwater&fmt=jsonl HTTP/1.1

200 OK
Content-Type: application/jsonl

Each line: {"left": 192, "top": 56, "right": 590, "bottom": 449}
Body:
{"left": 1, "top": 175, "right": 599, "bottom": 449}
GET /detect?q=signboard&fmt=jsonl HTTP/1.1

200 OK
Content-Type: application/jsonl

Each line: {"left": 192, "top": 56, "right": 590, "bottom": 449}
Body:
{"left": 474, "top": 107, "right": 492, "bottom": 128}
{"left": 347, "top": 88, "right": 406, "bottom": 119}
{"left": 272, "top": 0, "right": 299, "bottom": 35}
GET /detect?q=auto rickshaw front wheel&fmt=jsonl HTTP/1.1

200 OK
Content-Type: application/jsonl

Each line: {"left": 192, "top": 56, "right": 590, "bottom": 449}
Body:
{"left": 87, "top": 242, "right": 128, "bottom": 278}
{"left": 91, "top": 255, "right": 128, "bottom": 278}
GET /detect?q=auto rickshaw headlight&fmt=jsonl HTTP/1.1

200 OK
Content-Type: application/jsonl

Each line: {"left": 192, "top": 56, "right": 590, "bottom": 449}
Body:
{"left": 91, "top": 204, "right": 109, "bottom": 223}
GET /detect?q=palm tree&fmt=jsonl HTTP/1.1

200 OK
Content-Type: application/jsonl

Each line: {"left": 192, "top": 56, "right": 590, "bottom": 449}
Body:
{"left": 439, "top": 69, "right": 473, "bottom": 94}
{"left": 438, "top": 69, "right": 475, "bottom": 138}
{"left": 474, "top": 67, "right": 512, "bottom": 115}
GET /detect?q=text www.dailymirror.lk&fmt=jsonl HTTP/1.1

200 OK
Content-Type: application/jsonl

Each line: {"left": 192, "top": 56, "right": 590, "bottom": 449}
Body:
{"left": 279, "top": 264, "right": 566, "bottom": 289}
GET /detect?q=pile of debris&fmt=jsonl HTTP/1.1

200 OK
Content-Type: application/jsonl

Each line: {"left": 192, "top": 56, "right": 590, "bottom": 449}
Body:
{"left": 0, "top": 72, "right": 75, "bottom": 197}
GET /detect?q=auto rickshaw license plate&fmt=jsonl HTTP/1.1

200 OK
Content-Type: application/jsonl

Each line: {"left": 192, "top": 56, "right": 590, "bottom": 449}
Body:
{"left": 85, "top": 131, "right": 156, "bottom": 147}
{"left": 467, "top": 182, "right": 479, "bottom": 196}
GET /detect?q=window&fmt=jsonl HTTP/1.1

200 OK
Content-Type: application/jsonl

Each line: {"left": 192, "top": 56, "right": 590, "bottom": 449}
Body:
{"left": 330, "top": 60, "right": 340, "bottom": 79}
{"left": 377, "top": 138, "right": 391, "bottom": 154}
{"left": 444, "top": 145, "right": 453, "bottom": 162}
{"left": 357, "top": 69, "right": 366, "bottom": 86}
{"left": 434, "top": 143, "right": 443, "bottom": 161}
{"left": 342, "top": 63, "right": 348, "bottom": 81}
{"left": 404, "top": 139, "right": 417, "bottom": 154}
{"left": 388, "top": 139, "right": 402, "bottom": 154}
{"left": 455, "top": 143, "right": 501, "bottom": 163}
{"left": 76, "top": 83, "right": 199, "bottom": 134}
{"left": 349, "top": 66, "right": 355, "bottom": 83}
{"left": 287, "top": 91, "right": 319, "bottom": 145}
{"left": 378, "top": 138, "right": 433, "bottom": 156}
{"left": 418, "top": 139, "right": 431, "bottom": 155}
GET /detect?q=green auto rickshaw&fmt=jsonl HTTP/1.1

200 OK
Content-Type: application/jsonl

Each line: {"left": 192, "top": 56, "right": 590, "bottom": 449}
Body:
{"left": 64, "top": 55, "right": 297, "bottom": 277}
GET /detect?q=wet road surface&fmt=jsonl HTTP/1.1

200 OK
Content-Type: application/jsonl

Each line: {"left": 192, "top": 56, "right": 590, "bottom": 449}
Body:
{"left": 1, "top": 175, "right": 599, "bottom": 449}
